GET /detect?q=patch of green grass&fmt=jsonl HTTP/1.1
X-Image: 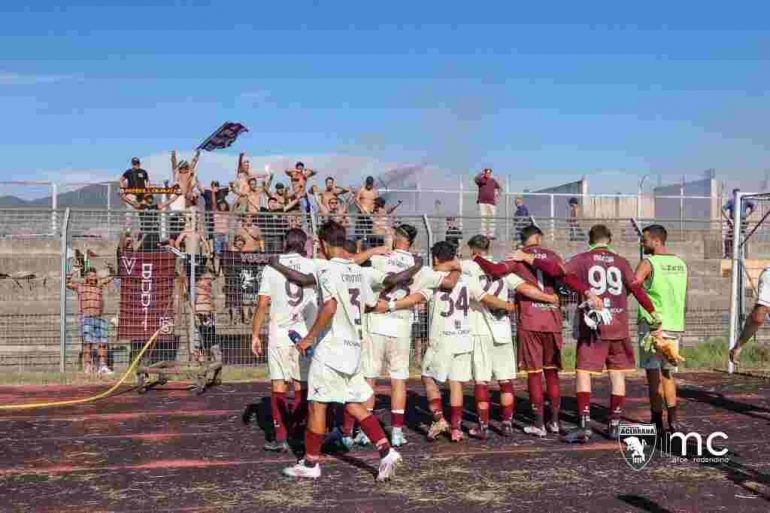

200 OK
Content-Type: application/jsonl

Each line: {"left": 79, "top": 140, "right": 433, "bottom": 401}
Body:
{"left": 680, "top": 336, "right": 728, "bottom": 369}
{"left": 680, "top": 335, "right": 770, "bottom": 371}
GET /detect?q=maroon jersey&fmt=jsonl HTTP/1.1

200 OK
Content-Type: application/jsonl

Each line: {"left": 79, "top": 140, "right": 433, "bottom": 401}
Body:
{"left": 511, "top": 246, "right": 563, "bottom": 333}
{"left": 564, "top": 247, "right": 636, "bottom": 340}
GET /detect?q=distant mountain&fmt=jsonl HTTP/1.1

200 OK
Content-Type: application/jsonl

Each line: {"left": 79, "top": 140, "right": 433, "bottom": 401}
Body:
{"left": 0, "top": 195, "right": 32, "bottom": 207}
{"left": 0, "top": 182, "right": 121, "bottom": 208}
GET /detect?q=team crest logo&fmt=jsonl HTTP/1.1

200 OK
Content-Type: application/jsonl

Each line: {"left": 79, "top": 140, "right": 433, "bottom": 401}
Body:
{"left": 240, "top": 269, "right": 256, "bottom": 290}
{"left": 618, "top": 423, "right": 657, "bottom": 471}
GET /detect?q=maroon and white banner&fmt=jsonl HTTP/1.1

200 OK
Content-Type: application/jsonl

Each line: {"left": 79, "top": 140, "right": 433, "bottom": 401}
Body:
{"left": 118, "top": 252, "right": 176, "bottom": 340}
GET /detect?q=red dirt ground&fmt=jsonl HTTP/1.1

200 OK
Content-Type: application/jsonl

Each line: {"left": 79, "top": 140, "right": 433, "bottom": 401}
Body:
{"left": 1, "top": 371, "right": 769, "bottom": 512}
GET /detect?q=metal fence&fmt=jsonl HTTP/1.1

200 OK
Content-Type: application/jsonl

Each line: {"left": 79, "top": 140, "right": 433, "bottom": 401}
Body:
{"left": 0, "top": 179, "right": 729, "bottom": 219}
{"left": 0, "top": 207, "right": 740, "bottom": 376}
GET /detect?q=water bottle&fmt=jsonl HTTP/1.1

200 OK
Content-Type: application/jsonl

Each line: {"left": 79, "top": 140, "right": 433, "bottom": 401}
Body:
{"left": 288, "top": 329, "right": 313, "bottom": 358}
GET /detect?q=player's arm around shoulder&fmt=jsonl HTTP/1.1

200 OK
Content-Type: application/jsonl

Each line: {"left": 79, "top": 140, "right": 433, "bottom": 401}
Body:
{"left": 633, "top": 257, "right": 652, "bottom": 285}
{"left": 510, "top": 272, "right": 559, "bottom": 304}
{"left": 431, "top": 260, "right": 462, "bottom": 290}
{"left": 459, "top": 259, "right": 480, "bottom": 277}
{"left": 375, "top": 288, "right": 429, "bottom": 313}
{"left": 268, "top": 255, "right": 317, "bottom": 287}
{"left": 297, "top": 294, "right": 337, "bottom": 356}
{"left": 382, "top": 255, "right": 424, "bottom": 289}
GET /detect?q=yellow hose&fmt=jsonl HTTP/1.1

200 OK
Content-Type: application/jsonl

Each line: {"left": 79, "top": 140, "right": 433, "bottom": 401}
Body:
{"left": 0, "top": 327, "right": 163, "bottom": 411}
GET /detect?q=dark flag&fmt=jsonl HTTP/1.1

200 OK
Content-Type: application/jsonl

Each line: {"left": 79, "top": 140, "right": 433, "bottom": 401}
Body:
{"left": 118, "top": 252, "right": 176, "bottom": 340}
{"left": 197, "top": 122, "right": 249, "bottom": 152}
{"left": 221, "top": 251, "right": 271, "bottom": 308}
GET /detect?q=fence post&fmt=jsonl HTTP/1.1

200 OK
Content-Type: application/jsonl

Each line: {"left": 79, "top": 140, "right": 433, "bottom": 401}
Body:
{"left": 59, "top": 208, "right": 71, "bottom": 374}
{"left": 727, "top": 191, "right": 744, "bottom": 375}
{"left": 504, "top": 175, "right": 510, "bottom": 243}
{"left": 416, "top": 180, "right": 421, "bottom": 219}
{"left": 459, "top": 177, "right": 464, "bottom": 219}
{"left": 51, "top": 182, "right": 58, "bottom": 235}
{"left": 679, "top": 177, "right": 685, "bottom": 233}
{"left": 310, "top": 211, "right": 319, "bottom": 257}
{"left": 549, "top": 194, "right": 555, "bottom": 241}
{"left": 188, "top": 209, "right": 197, "bottom": 358}
{"left": 106, "top": 182, "right": 112, "bottom": 235}
{"left": 423, "top": 215, "right": 433, "bottom": 266}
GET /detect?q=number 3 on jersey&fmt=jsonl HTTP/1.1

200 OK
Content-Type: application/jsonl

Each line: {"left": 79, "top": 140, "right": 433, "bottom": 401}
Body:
{"left": 348, "top": 287, "right": 362, "bottom": 326}
{"left": 588, "top": 265, "right": 622, "bottom": 296}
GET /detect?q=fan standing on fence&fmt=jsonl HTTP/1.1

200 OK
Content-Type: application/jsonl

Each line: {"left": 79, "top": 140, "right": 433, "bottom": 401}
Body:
{"left": 119, "top": 157, "right": 149, "bottom": 208}
{"left": 66, "top": 268, "right": 115, "bottom": 376}
{"left": 634, "top": 224, "right": 688, "bottom": 434}
{"left": 353, "top": 176, "right": 379, "bottom": 251}
{"left": 318, "top": 177, "right": 350, "bottom": 212}
{"left": 474, "top": 168, "right": 501, "bottom": 239}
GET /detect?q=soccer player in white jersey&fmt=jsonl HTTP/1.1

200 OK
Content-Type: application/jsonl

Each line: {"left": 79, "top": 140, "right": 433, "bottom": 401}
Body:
{"left": 268, "top": 239, "right": 424, "bottom": 450}
{"left": 377, "top": 241, "right": 519, "bottom": 442}
{"left": 251, "top": 229, "right": 320, "bottom": 452}
{"left": 282, "top": 221, "right": 402, "bottom": 481}
{"left": 362, "top": 224, "right": 459, "bottom": 447}
{"left": 450, "top": 235, "right": 560, "bottom": 438}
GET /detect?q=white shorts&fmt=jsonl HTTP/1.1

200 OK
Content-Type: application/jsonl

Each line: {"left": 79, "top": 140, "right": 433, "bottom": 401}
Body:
{"left": 757, "top": 268, "right": 770, "bottom": 307}
{"left": 472, "top": 335, "right": 516, "bottom": 382}
{"left": 307, "top": 361, "right": 373, "bottom": 404}
{"left": 363, "top": 333, "right": 410, "bottom": 380}
{"left": 421, "top": 341, "right": 472, "bottom": 384}
{"left": 268, "top": 345, "right": 310, "bottom": 382}
{"left": 638, "top": 321, "right": 681, "bottom": 372}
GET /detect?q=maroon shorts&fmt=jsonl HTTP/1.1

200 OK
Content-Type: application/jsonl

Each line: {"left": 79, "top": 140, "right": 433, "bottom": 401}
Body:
{"left": 576, "top": 337, "right": 635, "bottom": 374}
{"left": 517, "top": 330, "right": 562, "bottom": 373}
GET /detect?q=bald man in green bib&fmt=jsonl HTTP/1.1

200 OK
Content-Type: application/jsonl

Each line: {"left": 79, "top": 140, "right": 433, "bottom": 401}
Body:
{"left": 634, "top": 224, "right": 688, "bottom": 435}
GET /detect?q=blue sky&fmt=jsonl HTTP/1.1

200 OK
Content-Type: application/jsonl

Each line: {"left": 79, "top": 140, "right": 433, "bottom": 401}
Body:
{"left": 1, "top": 1, "right": 769, "bottom": 193}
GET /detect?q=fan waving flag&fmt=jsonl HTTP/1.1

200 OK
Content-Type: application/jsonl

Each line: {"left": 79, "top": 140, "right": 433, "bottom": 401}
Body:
{"left": 197, "top": 122, "right": 249, "bottom": 151}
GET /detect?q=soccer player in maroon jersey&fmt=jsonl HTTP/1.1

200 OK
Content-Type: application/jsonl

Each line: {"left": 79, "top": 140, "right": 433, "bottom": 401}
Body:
{"left": 561, "top": 225, "right": 660, "bottom": 443}
{"left": 473, "top": 224, "right": 571, "bottom": 436}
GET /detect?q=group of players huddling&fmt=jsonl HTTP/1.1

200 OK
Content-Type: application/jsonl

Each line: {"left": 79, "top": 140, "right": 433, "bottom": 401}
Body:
{"left": 250, "top": 218, "right": 688, "bottom": 481}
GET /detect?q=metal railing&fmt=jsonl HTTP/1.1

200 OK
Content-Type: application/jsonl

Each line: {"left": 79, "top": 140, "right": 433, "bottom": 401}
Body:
{"left": 0, "top": 179, "right": 729, "bottom": 219}
{"left": 0, "top": 207, "right": 742, "bottom": 376}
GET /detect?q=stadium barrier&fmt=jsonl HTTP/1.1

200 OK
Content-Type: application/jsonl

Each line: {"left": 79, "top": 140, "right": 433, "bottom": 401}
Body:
{"left": 0, "top": 207, "right": 746, "bottom": 377}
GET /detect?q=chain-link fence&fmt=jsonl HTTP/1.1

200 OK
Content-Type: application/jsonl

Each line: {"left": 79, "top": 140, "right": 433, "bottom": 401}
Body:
{"left": 0, "top": 207, "right": 737, "bottom": 379}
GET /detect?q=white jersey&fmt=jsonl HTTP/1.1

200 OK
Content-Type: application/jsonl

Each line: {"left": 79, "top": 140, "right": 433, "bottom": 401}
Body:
{"left": 367, "top": 250, "right": 446, "bottom": 339}
{"left": 758, "top": 266, "right": 770, "bottom": 308}
{"left": 460, "top": 260, "right": 524, "bottom": 344}
{"left": 258, "top": 253, "right": 321, "bottom": 348}
{"left": 360, "top": 265, "right": 386, "bottom": 335}
{"left": 418, "top": 274, "right": 487, "bottom": 354}
{"left": 315, "top": 258, "right": 378, "bottom": 375}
